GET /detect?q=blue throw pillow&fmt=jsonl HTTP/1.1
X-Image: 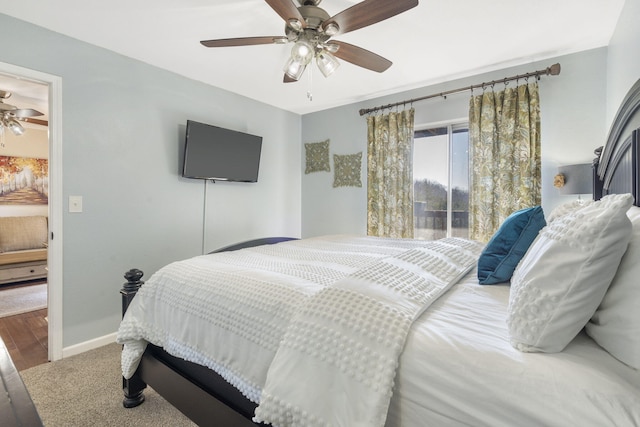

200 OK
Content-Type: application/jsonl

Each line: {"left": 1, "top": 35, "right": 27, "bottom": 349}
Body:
{"left": 477, "top": 206, "right": 546, "bottom": 285}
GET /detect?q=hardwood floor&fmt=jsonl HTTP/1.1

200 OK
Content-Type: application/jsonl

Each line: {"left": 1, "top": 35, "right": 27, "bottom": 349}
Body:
{"left": 0, "top": 281, "right": 48, "bottom": 371}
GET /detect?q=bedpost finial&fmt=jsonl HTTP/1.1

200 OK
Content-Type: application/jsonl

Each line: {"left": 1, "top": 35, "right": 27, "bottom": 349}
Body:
{"left": 123, "top": 268, "right": 144, "bottom": 293}
{"left": 125, "top": 268, "right": 143, "bottom": 282}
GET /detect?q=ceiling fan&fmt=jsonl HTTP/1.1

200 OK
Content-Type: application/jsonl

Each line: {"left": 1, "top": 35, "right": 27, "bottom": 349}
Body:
{"left": 200, "top": 0, "right": 419, "bottom": 83}
{"left": 0, "top": 90, "right": 47, "bottom": 136}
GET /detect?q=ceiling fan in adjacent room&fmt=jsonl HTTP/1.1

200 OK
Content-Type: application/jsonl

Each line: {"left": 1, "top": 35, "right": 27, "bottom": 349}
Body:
{"left": 0, "top": 90, "right": 47, "bottom": 138}
{"left": 200, "top": 0, "right": 419, "bottom": 82}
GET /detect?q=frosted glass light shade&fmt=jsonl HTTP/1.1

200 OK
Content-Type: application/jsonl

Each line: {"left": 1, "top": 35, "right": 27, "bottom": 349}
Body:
{"left": 284, "top": 57, "right": 306, "bottom": 81}
{"left": 7, "top": 118, "right": 24, "bottom": 135}
{"left": 316, "top": 51, "right": 340, "bottom": 78}
{"left": 291, "top": 40, "right": 314, "bottom": 65}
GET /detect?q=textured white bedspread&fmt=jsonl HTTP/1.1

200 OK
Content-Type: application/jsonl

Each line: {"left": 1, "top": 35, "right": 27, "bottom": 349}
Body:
{"left": 117, "top": 235, "right": 437, "bottom": 402}
{"left": 253, "top": 238, "right": 482, "bottom": 426}
{"left": 117, "top": 235, "right": 640, "bottom": 427}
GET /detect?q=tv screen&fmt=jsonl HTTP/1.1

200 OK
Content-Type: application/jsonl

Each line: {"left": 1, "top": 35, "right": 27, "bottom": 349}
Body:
{"left": 182, "top": 120, "right": 263, "bottom": 182}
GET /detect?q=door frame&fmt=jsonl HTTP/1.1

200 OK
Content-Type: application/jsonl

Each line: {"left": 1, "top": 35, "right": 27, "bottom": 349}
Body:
{"left": 0, "top": 61, "right": 63, "bottom": 361}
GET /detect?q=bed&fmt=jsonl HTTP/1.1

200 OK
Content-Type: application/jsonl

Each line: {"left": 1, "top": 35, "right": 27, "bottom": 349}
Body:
{"left": 117, "top": 78, "right": 640, "bottom": 427}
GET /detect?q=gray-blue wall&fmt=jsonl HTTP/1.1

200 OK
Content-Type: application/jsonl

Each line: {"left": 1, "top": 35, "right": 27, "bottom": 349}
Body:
{"left": 0, "top": 13, "right": 302, "bottom": 348}
{"left": 301, "top": 48, "right": 609, "bottom": 238}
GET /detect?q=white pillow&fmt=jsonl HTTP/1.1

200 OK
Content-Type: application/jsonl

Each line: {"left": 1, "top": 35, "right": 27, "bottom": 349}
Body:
{"left": 586, "top": 205, "right": 640, "bottom": 369}
{"left": 546, "top": 199, "right": 594, "bottom": 223}
{"left": 507, "top": 193, "right": 633, "bottom": 353}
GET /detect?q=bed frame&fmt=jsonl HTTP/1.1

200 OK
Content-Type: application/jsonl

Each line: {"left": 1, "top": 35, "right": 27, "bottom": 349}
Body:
{"left": 120, "top": 79, "right": 640, "bottom": 426}
{"left": 594, "top": 78, "right": 640, "bottom": 204}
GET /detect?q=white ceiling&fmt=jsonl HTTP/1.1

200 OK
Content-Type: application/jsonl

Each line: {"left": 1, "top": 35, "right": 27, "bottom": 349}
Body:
{"left": 0, "top": 0, "right": 625, "bottom": 115}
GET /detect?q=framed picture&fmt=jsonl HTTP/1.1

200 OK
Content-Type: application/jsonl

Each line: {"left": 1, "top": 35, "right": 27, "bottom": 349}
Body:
{"left": 0, "top": 155, "right": 48, "bottom": 205}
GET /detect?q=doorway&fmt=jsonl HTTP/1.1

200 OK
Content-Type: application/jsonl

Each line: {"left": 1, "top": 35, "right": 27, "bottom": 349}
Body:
{"left": 0, "top": 62, "right": 63, "bottom": 361}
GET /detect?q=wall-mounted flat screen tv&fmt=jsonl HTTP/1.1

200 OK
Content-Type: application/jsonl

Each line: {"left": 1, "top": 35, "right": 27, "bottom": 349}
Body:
{"left": 182, "top": 120, "right": 263, "bottom": 182}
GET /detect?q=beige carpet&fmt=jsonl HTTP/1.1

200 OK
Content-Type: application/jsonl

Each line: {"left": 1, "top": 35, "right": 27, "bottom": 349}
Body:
{"left": 20, "top": 343, "right": 197, "bottom": 426}
{"left": 0, "top": 283, "right": 47, "bottom": 318}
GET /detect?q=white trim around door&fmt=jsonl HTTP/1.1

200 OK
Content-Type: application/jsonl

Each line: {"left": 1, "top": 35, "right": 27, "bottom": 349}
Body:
{"left": 0, "top": 61, "right": 63, "bottom": 361}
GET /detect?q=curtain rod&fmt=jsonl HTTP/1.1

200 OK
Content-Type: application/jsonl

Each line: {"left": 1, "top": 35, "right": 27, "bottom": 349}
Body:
{"left": 358, "top": 63, "right": 561, "bottom": 116}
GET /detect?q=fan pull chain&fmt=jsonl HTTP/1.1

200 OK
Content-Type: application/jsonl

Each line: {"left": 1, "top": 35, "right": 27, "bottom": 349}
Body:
{"left": 307, "top": 66, "right": 313, "bottom": 102}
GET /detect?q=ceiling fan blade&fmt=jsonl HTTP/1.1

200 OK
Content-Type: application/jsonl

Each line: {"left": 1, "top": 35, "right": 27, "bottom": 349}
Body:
{"left": 201, "top": 36, "right": 286, "bottom": 48}
{"left": 20, "top": 117, "right": 48, "bottom": 127}
{"left": 11, "top": 108, "right": 44, "bottom": 118}
{"left": 323, "top": 0, "right": 418, "bottom": 35}
{"left": 265, "top": 0, "right": 306, "bottom": 28}
{"left": 283, "top": 74, "right": 298, "bottom": 83}
{"left": 331, "top": 41, "right": 392, "bottom": 73}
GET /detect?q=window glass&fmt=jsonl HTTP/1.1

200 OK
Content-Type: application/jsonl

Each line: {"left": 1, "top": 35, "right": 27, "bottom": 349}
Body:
{"left": 413, "top": 124, "right": 469, "bottom": 240}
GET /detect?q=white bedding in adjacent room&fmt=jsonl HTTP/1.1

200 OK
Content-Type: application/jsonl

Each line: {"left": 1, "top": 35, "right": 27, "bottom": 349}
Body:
{"left": 117, "top": 234, "right": 640, "bottom": 427}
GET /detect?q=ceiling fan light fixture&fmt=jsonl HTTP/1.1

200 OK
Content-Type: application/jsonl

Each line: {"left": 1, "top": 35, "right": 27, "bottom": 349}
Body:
{"left": 323, "top": 22, "right": 339, "bottom": 36}
{"left": 291, "top": 40, "right": 315, "bottom": 65}
{"left": 316, "top": 51, "right": 340, "bottom": 78}
{"left": 7, "top": 118, "right": 25, "bottom": 136}
{"left": 200, "top": 0, "right": 416, "bottom": 84}
{"left": 287, "top": 18, "right": 304, "bottom": 32}
{"left": 284, "top": 57, "right": 306, "bottom": 81}
{"left": 323, "top": 43, "right": 339, "bottom": 53}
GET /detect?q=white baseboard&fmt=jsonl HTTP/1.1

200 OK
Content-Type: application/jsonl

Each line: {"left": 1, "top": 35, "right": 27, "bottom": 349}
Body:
{"left": 61, "top": 332, "right": 118, "bottom": 358}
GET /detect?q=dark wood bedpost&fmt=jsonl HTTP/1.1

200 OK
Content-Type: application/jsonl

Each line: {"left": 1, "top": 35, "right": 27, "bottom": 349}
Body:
{"left": 120, "top": 268, "right": 147, "bottom": 408}
{"left": 593, "top": 146, "right": 604, "bottom": 201}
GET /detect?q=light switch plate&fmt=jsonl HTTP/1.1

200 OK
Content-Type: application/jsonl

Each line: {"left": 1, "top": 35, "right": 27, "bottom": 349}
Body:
{"left": 69, "top": 196, "right": 83, "bottom": 213}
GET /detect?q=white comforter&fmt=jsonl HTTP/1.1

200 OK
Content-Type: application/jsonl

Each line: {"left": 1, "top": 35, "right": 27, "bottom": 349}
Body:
{"left": 118, "top": 235, "right": 442, "bottom": 402}
{"left": 117, "top": 235, "right": 640, "bottom": 427}
{"left": 253, "top": 238, "right": 481, "bottom": 426}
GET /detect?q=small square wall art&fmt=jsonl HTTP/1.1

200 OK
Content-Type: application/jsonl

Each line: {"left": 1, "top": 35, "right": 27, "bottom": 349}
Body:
{"left": 305, "top": 139, "right": 331, "bottom": 174}
{"left": 333, "top": 152, "right": 362, "bottom": 188}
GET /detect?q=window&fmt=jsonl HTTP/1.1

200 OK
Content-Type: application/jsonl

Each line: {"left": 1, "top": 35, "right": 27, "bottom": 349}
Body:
{"left": 413, "top": 123, "right": 469, "bottom": 240}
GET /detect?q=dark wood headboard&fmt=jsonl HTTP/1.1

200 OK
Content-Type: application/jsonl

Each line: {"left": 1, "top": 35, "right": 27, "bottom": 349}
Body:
{"left": 593, "top": 78, "right": 640, "bottom": 206}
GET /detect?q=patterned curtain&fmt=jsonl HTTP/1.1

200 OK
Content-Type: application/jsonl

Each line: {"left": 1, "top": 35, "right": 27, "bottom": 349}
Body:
{"left": 366, "top": 108, "right": 415, "bottom": 238}
{"left": 469, "top": 82, "right": 541, "bottom": 242}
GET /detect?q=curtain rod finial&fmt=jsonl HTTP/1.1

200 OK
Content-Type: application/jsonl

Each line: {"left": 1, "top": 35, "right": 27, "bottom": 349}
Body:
{"left": 548, "top": 63, "right": 561, "bottom": 76}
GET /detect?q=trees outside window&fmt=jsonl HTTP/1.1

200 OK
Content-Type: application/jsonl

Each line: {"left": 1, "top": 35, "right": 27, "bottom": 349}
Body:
{"left": 413, "top": 123, "right": 469, "bottom": 240}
